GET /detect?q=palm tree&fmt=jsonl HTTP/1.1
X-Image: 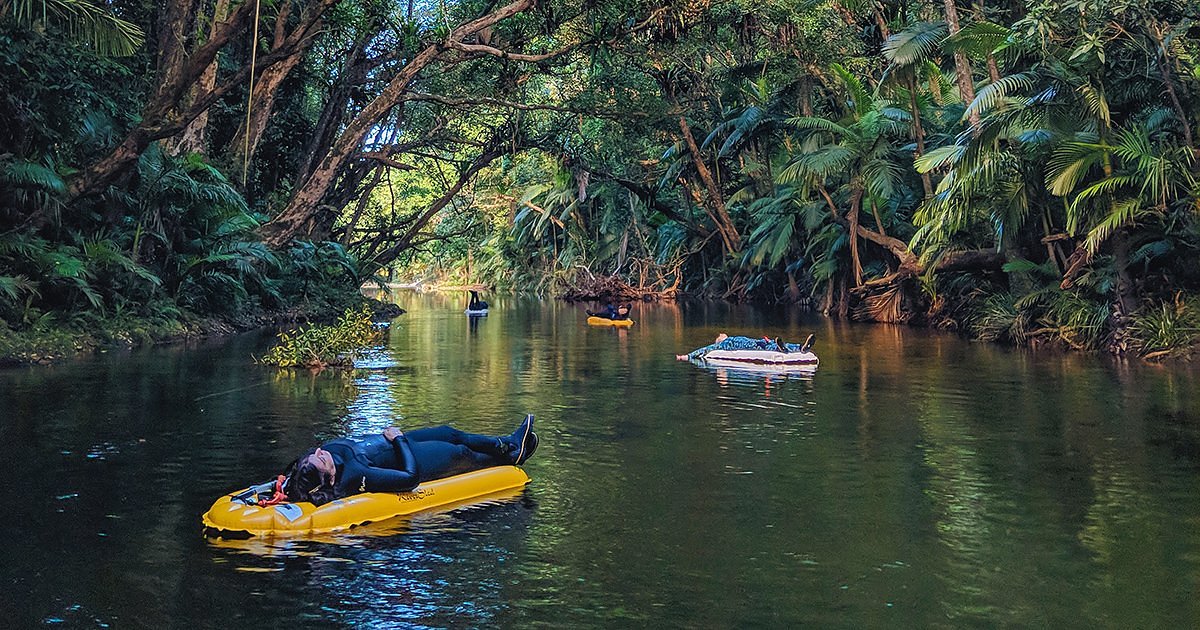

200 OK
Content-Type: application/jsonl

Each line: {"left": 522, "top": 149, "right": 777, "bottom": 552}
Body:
{"left": 1048, "top": 115, "right": 1196, "bottom": 315}
{"left": 781, "top": 65, "right": 914, "bottom": 288}
{"left": 882, "top": 21, "right": 949, "bottom": 198}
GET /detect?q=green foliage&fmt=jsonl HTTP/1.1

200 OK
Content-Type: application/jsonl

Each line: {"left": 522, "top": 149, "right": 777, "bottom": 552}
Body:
{"left": 4, "top": 0, "right": 1200, "bottom": 360}
{"left": 968, "top": 292, "right": 1025, "bottom": 344}
{"left": 1129, "top": 295, "right": 1200, "bottom": 360}
{"left": 7, "top": 0, "right": 145, "bottom": 56}
{"left": 259, "top": 305, "right": 383, "bottom": 369}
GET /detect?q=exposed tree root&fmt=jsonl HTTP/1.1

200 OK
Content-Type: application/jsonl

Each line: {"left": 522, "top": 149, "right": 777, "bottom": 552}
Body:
{"left": 556, "top": 268, "right": 679, "bottom": 302}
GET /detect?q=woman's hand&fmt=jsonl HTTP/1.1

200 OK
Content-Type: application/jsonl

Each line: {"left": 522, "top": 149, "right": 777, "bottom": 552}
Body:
{"left": 383, "top": 427, "right": 403, "bottom": 442}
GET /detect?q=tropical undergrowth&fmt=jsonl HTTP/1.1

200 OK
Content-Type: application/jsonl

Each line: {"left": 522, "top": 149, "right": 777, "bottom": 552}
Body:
{"left": 0, "top": 24, "right": 373, "bottom": 363}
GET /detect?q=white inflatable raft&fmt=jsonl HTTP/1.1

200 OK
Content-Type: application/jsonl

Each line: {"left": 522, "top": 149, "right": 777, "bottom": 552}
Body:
{"left": 702, "top": 348, "right": 819, "bottom": 369}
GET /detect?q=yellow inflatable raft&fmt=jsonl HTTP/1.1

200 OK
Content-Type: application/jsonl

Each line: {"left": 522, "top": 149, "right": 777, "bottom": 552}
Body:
{"left": 202, "top": 466, "right": 530, "bottom": 538}
{"left": 587, "top": 316, "right": 634, "bottom": 328}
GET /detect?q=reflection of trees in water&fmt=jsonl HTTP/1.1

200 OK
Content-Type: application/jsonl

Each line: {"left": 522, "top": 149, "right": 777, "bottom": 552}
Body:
{"left": 908, "top": 350, "right": 1200, "bottom": 627}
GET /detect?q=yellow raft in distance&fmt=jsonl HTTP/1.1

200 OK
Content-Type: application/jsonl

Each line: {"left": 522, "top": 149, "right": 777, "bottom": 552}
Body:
{"left": 202, "top": 466, "right": 530, "bottom": 538}
{"left": 587, "top": 316, "right": 635, "bottom": 328}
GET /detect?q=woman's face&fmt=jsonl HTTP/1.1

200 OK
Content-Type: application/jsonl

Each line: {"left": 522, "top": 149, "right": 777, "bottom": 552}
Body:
{"left": 308, "top": 448, "right": 336, "bottom": 485}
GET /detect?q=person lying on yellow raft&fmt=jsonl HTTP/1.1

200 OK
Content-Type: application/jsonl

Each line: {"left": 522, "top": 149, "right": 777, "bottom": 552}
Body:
{"left": 587, "top": 302, "right": 631, "bottom": 320}
{"left": 203, "top": 417, "right": 537, "bottom": 537}
{"left": 276, "top": 416, "right": 538, "bottom": 506}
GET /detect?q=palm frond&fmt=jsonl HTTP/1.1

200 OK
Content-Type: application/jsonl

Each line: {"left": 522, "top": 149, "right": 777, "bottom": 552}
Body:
{"left": 1083, "top": 199, "right": 1143, "bottom": 253}
{"left": 963, "top": 72, "right": 1034, "bottom": 121}
{"left": 830, "top": 63, "right": 870, "bottom": 118}
{"left": 946, "top": 21, "right": 1011, "bottom": 58}
{"left": 883, "top": 21, "right": 948, "bottom": 67}
{"left": 12, "top": 0, "right": 145, "bottom": 56}
{"left": 1047, "top": 141, "right": 1104, "bottom": 196}
{"left": 1077, "top": 83, "right": 1110, "bottom": 127}
{"left": 914, "top": 145, "right": 966, "bottom": 173}
{"left": 1, "top": 159, "right": 66, "bottom": 194}
{"left": 785, "top": 116, "right": 852, "bottom": 138}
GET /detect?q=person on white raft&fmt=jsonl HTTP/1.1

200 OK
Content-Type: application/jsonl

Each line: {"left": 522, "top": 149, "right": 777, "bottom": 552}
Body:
{"left": 675, "top": 333, "right": 814, "bottom": 361}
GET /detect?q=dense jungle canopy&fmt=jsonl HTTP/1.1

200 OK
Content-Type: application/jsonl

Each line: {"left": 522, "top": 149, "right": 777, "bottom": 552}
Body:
{"left": 2, "top": 0, "right": 1200, "bottom": 358}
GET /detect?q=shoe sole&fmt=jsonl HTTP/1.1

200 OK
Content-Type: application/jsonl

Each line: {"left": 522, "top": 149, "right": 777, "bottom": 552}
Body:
{"left": 514, "top": 414, "right": 534, "bottom": 464}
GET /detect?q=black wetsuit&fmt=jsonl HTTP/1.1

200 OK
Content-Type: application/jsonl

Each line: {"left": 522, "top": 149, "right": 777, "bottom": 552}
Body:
{"left": 321, "top": 427, "right": 511, "bottom": 497}
{"left": 468, "top": 291, "right": 488, "bottom": 310}
{"left": 588, "top": 304, "right": 628, "bottom": 320}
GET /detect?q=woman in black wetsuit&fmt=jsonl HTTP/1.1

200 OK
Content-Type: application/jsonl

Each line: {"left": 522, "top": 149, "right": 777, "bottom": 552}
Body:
{"left": 587, "top": 302, "right": 631, "bottom": 320}
{"left": 283, "top": 415, "right": 538, "bottom": 506}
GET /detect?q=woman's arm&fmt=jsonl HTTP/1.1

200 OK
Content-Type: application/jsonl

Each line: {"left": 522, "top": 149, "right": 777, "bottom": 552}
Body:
{"left": 681, "top": 343, "right": 716, "bottom": 361}
{"left": 359, "top": 434, "right": 420, "bottom": 492}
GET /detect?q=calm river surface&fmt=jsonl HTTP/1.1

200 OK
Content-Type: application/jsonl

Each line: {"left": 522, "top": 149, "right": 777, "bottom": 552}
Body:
{"left": 2, "top": 292, "right": 1199, "bottom": 628}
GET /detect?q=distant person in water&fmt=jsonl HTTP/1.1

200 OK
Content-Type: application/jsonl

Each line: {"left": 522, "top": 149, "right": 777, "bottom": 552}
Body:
{"left": 468, "top": 290, "right": 488, "bottom": 311}
{"left": 675, "top": 333, "right": 814, "bottom": 361}
{"left": 281, "top": 416, "right": 538, "bottom": 506}
{"left": 587, "top": 302, "right": 631, "bottom": 320}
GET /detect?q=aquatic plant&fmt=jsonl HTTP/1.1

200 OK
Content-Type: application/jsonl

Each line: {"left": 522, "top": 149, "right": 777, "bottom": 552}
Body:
{"left": 259, "top": 305, "right": 382, "bottom": 369}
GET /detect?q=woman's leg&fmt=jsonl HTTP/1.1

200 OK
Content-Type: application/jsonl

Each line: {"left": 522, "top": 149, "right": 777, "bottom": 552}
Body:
{"left": 409, "top": 440, "right": 505, "bottom": 481}
{"left": 405, "top": 426, "right": 510, "bottom": 457}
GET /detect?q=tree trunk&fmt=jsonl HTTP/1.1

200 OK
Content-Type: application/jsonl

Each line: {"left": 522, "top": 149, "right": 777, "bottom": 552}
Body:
{"left": 974, "top": 0, "right": 1002, "bottom": 84}
{"left": 986, "top": 54, "right": 1001, "bottom": 83}
{"left": 372, "top": 146, "right": 505, "bottom": 264}
{"left": 227, "top": 54, "right": 306, "bottom": 167}
{"left": 871, "top": 3, "right": 890, "bottom": 39}
{"left": 677, "top": 115, "right": 740, "bottom": 253}
{"left": 907, "top": 75, "right": 933, "bottom": 197}
{"left": 339, "top": 167, "right": 384, "bottom": 245}
{"left": 942, "top": 0, "right": 979, "bottom": 128}
{"left": 164, "top": 0, "right": 231, "bottom": 156}
{"left": 1112, "top": 229, "right": 1137, "bottom": 317}
{"left": 295, "top": 36, "right": 373, "bottom": 187}
{"left": 799, "top": 76, "right": 814, "bottom": 116}
{"left": 787, "top": 270, "right": 801, "bottom": 302}
{"left": 1149, "top": 23, "right": 1194, "bottom": 151}
{"left": 225, "top": 0, "right": 310, "bottom": 168}
{"left": 848, "top": 185, "right": 864, "bottom": 286}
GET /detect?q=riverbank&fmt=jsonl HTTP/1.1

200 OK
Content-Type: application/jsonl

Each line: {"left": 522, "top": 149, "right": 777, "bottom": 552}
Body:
{"left": 0, "top": 293, "right": 403, "bottom": 366}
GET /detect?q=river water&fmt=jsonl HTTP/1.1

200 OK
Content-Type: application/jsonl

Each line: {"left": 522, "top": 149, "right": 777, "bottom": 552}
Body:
{"left": 1, "top": 292, "right": 1198, "bottom": 628}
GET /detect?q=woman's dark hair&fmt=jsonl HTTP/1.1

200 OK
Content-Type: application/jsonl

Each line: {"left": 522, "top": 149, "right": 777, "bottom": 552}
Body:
{"left": 281, "top": 448, "right": 337, "bottom": 506}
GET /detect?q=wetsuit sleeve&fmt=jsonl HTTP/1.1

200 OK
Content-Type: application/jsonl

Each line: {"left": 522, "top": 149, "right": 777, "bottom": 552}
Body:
{"left": 361, "top": 435, "right": 420, "bottom": 492}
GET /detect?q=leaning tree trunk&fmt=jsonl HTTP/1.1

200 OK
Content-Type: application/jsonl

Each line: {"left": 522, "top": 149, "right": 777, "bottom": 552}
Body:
{"left": 370, "top": 145, "right": 506, "bottom": 266}
{"left": 226, "top": 54, "right": 306, "bottom": 169}
{"left": 68, "top": 0, "right": 258, "bottom": 198}
{"left": 294, "top": 35, "right": 373, "bottom": 187}
{"left": 677, "top": 114, "right": 740, "bottom": 254}
{"left": 261, "top": 0, "right": 537, "bottom": 247}
{"left": 224, "top": 0, "right": 310, "bottom": 169}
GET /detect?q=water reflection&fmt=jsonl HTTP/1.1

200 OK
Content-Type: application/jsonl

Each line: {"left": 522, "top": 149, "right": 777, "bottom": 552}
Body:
{"left": 1, "top": 292, "right": 1199, "bottom": 627}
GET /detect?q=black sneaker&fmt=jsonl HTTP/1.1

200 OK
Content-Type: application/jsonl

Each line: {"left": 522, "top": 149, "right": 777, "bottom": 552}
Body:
{"left": 774, "top": 337, "right": 789, "bottom": 353}
{"left": 515, "top": 432, "right": 538, "bottom": 465}
{"left": 800, "top": 333, "right": 815, "bottom": 353}
{"left": 511, "top": 414, "right": 536, "bottom": 464}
